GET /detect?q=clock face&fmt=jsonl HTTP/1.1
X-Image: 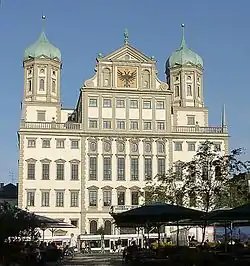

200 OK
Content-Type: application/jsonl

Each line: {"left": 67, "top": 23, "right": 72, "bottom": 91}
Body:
{"left": 117, "top": 67, "right": 137, "bottom": 88}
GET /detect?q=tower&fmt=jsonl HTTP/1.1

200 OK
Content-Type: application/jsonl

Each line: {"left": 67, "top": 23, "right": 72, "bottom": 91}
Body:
{"left": 22, "top": 17, "right": 62, "bottom": 122}
{"left": 166, "top": 24, "right": 204, "bottom": 108}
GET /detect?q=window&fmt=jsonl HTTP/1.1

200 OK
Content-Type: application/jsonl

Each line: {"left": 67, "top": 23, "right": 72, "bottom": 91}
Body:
{"left": 89, "top": 190, "right": 97, "bottom": 207}
{"left": 70, "top": 219, "right": 79, "bottom": 227}
{"left": 117, "top": 191, "right": 125, "bottom": 205}
{"left": 42, "top": 163, "right": 50, "bottom": 180}
{"left": 70, "top": 191, "right": 79, "bottom": 207}
{"left": 52, "top": 80, "right": 56, "bottom": 93}
{"left": 131, "top": 158, "right": 139, "bottom": 181}
{"left": 103, "top": 120, "right": 112, "bottom": 129}
{"left": 144, "top": 121, "right": 152, "bottom": 130}
{"left": 117, "top": 157, "right": 125, "bottom": 180}
{"left": 187, "top": 115, "right": 195, "bottom": 125}
{"left": 157, "top": 142, "right": 165, "bottom": 153}
{"left": 89, "top": 157, "right": 97, "bottom": 180}
{"left": 214, "top": 143, "right": 221, "bottom": 152}
{"left": 188, "top": 142, "right": 196, "bottom": 151}
{"left": 56, "top": 191, "right": 64, "bottom": 207}
{"left": 187, "top": 85, "right": 192, "bottom": 96}
{"left": 116, "top": 99, "right": 125, "bottom": 108}
{"left": 144, "top": 158, "right": 152, "bottom": 180}
{"left": 157, "top": 158, "right": 165, "bottom": 176}
{"left": 174, "top": 142, "right": 183, "bottom": 151}
{"left": 156, "top": 101, "right": 165, "bottom": 109}
{"left": 130, "top": 120, "right": 139, "bottom": 130}
{"left": 103, "top": 157, "right": 112, "bottom": 180}
{"left": 71, "top": 140, "right": 79, "bottom": 149}
{"left": 175, "top": 76, "right": 179, "bottom": 81}
{"left": 103, "top": 99, "right": 112, "bottom": 107}
{"left": 39, "top": 78, "right": 45, "bottom": 91}
{"left": 56, "top": 139, "right": 65, "bottom": 149}
{"left": 187, "top": 75, "right": 192, "bottom": 80}
{"left": 131, "top": 191, "right": 139, "bottom": 205}
{"left": 130, "top": 100, "right": 138, "bottom": 108}
{"left": 27, "top": 139, "right": 36, "bottom": 148}
{"left": 197, "top": 86, "right": 200, "bottom": 97}
{"left": 41, "top": 191, "right": 50, "bottom": 207}
{"left": 143, "top": 100, "right": 151, "bottom": 109}
{"left": 71, "top": 163, "right": 79, "bottom": 180}
{"left": 27, "top": 191, "right": 35, "bottom": 207}
{"left": 56, "top": 163, "right": 64, "bottom": 180}
{"left": 37, "top": 111, "right": 46, "bottom": 121}
{"left": 89, "top": 120, "right": 98, "bottom": 128}
{"left": 103, "top": 190, "right": 112, "bottom": 206}
{"left": 157, "top": 121, "right": 165, "bottom": 130}
{"left": 27, "top": 163, "right": 35, "bottom": 180}
{"left": 175, "top": 86, "right": 180, "bottom": 97}
{"left": 28, "top": 79, "right": 32, "bottom": 92}
{"left": 89, "top": 98, "right": 98, "bottom": 107}
{"left": 117, "top": 120, "right": 125, "bottom": 129}
{"left": 42, "top": 139, "right": 50, "bottom": 148}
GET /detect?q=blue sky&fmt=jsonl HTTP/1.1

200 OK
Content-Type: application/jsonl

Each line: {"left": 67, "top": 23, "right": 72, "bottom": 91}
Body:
{"left": 0, "top": 1, "right": 249, "bottom": 183}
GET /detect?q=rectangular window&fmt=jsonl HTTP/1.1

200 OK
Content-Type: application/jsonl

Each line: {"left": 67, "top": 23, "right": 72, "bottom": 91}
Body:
{"left": 56, "top": 191, "right": 64, "bottom": 207}
{"left": 157, "top": 158, "right": 165, "bottom": 176}
{"left": 157, "top": 121, "right": 165, "bottom": 130}
{"left": 71, "top": 140, "right": 79, "bottom": 149}
{"left": 41, "top": 191, "right": 50, "bottom": 207}
{"left": 56, "top": 163, "right": 64, "bottom": 180}
{"left": 89, "top": 157, "right": 97, "bottom": 180}
{"left": 27, "top": 191, "right": 35, "bottom": 207}
{"left": 103, "top": 120, "right": 112, "bottom": 129}
{"left": 42, "top": 139, "right": 50, "bottom": 148}
{"left": 143, "top": 100, "right": 151, "bottom": 109}
{"left": 117, "top": 157, "right": 125, "bottom": 180}
{"left": 103, "top": 99, "right": 112, "bottom": 108}
{"left": 89, "top": 120, "right": 98, "bottom": 128}
{"left": 144, "top": 158, "right": 152, "bottom": 181}
{"left": 37, "top": 111, "right": 46, "bottom": 121}
{"left": 144, "top": 121, "right": 152, "bottom": 130}
{"left": 188, "top": 142, "right": 196, "bottom": 151}
{"left": 131, "top": 158, "right": 139, "bottom": 181}
{"left": 174, "top": 142, "right": 183, "bottom": 151}
{"left": 116, "top": 99, "right": 125, "bottom": 108}
{"left": 42, "top": 163, "right": 50, "bottom": 180}
{"left": 117, "top": 191, "right": 125, "bottom": 205}
{"left": 187, "top": 115, "right": 195, "bottom": 125}
{"left": 116, "top": 120, "right": 126, "bottom": 129}
{"left": 103, "top": 190, "right": 112, "bottom": 206}
{"left": 71, "top": 164, "right": 79, "bottom": 180}
{"left": 27, "top": 139, "right": 36, "bottom": 148}
{"left": 130, "top": 100, "right": 138, "bottom": 109}
{"left": 89, "top": 190, "right": 97, "bottom": 207}
{"left": 27, "top": 163, "right": 35, "bottom": 180}
{"left": 156, "top": 101, "right": 165, "bottom": 109}
{"left": 103, "top": 157, "right": 112, "bottom": 180}
{"left": 70, "top": 191, "right": 79, "bottom": 207}
{"left": 56, "top": 139, "right": 65, "bottom": 149}
{"left": 130, "top": 120, "right": 139, "bottom": 130}
{"left": 131, "top": 191, "right": 139, "bottom": 205}
{"left": 89, "top": 98, "right": 98, "bottom": 107}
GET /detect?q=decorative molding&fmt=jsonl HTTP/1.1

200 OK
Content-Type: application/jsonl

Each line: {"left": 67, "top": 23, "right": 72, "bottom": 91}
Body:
{"left": 25, "top": 158, "right": 37, "bottom": 163}
{"left": 40, "top": 158, "right": 52, "bottom": 163}
{"left": 55, "top": 159, "right": 66, "bottom": 163}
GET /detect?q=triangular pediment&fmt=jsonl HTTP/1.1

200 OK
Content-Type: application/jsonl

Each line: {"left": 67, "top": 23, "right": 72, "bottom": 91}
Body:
{"left": 100, "top": 44, "right": 155, "bottom": 63}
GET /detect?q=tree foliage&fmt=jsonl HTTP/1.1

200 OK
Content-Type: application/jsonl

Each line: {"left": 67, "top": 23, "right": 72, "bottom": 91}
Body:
{"left": 146, "top": 141, "right": 250, "bottom": 212}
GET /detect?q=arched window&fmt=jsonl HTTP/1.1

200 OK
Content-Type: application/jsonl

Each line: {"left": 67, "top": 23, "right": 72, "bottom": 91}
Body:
{"left": 89, "top": 220, "right": 97, "bottom": 234}
{"left": 39, "top": 78, "right": 45, "bottom": 91}
{"left": 103, "top": 68, "right": 111, "bottom": 87}
{"left": 104, "top": 220, "right": 112, "bottom": 235}
{"left": 142, "top": 69, "right": 150, "bottom": 88}
{"left": 187, "top": 85, "right": 192, "bottom": 96}
{"left": 28, "top": 79, "right": 32, "bottom": 92}
{"left": 52, "top": 80, "right": 56, "bottom": 93}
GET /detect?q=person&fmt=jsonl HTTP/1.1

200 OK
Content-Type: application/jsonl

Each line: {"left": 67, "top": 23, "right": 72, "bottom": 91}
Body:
{"left": 117, "top": 237, "right": 122, "bottom": 253}
{"left": 68, "top": 233, "right": 77, "bottom": 256}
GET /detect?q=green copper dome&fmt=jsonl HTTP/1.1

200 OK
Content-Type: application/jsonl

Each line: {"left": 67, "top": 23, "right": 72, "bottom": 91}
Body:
{"left": 24, "top": 32, "right": 61, "bottom": 61}
{"left": 166, "top": 25, "right": 203, "bottom": 69}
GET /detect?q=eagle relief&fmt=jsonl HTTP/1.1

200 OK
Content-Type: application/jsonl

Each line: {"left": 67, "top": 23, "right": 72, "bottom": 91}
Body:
{"left": 117, "top": 67, "right": 137, "bottom": 88}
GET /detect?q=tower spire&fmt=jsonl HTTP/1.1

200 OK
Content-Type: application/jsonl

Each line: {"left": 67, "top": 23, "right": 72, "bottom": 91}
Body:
{"left": 180, "top": 23, "right": 186, "bottom": 48}
{"left": 42, "top": 15, "right": 46, "bottom": 32}
{"left": 124, "top": 28, "right": 129, "bottom": 45}
{"left": 221, "top": 104, "right": 227, "bottom": 130}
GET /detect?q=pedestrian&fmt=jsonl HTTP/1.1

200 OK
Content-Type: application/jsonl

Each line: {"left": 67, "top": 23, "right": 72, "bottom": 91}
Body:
{"left": 117, "top": 237, "right": 122, "bottom": 253}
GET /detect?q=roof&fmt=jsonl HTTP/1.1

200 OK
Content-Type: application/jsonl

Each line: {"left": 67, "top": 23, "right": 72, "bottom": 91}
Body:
{"left": 0, "top": 183, "right": 18, "bottom": 199}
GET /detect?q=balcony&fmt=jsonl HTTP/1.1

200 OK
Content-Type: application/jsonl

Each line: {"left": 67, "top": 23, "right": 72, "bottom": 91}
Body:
{"left": 20, "top": 120, "right": 82, "bottom": 131}
{"left": 110, "top": 205, "right": 140, "bottom": 214}
{"left": 172, "top": 126, "right": 227, "bottom": 134}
